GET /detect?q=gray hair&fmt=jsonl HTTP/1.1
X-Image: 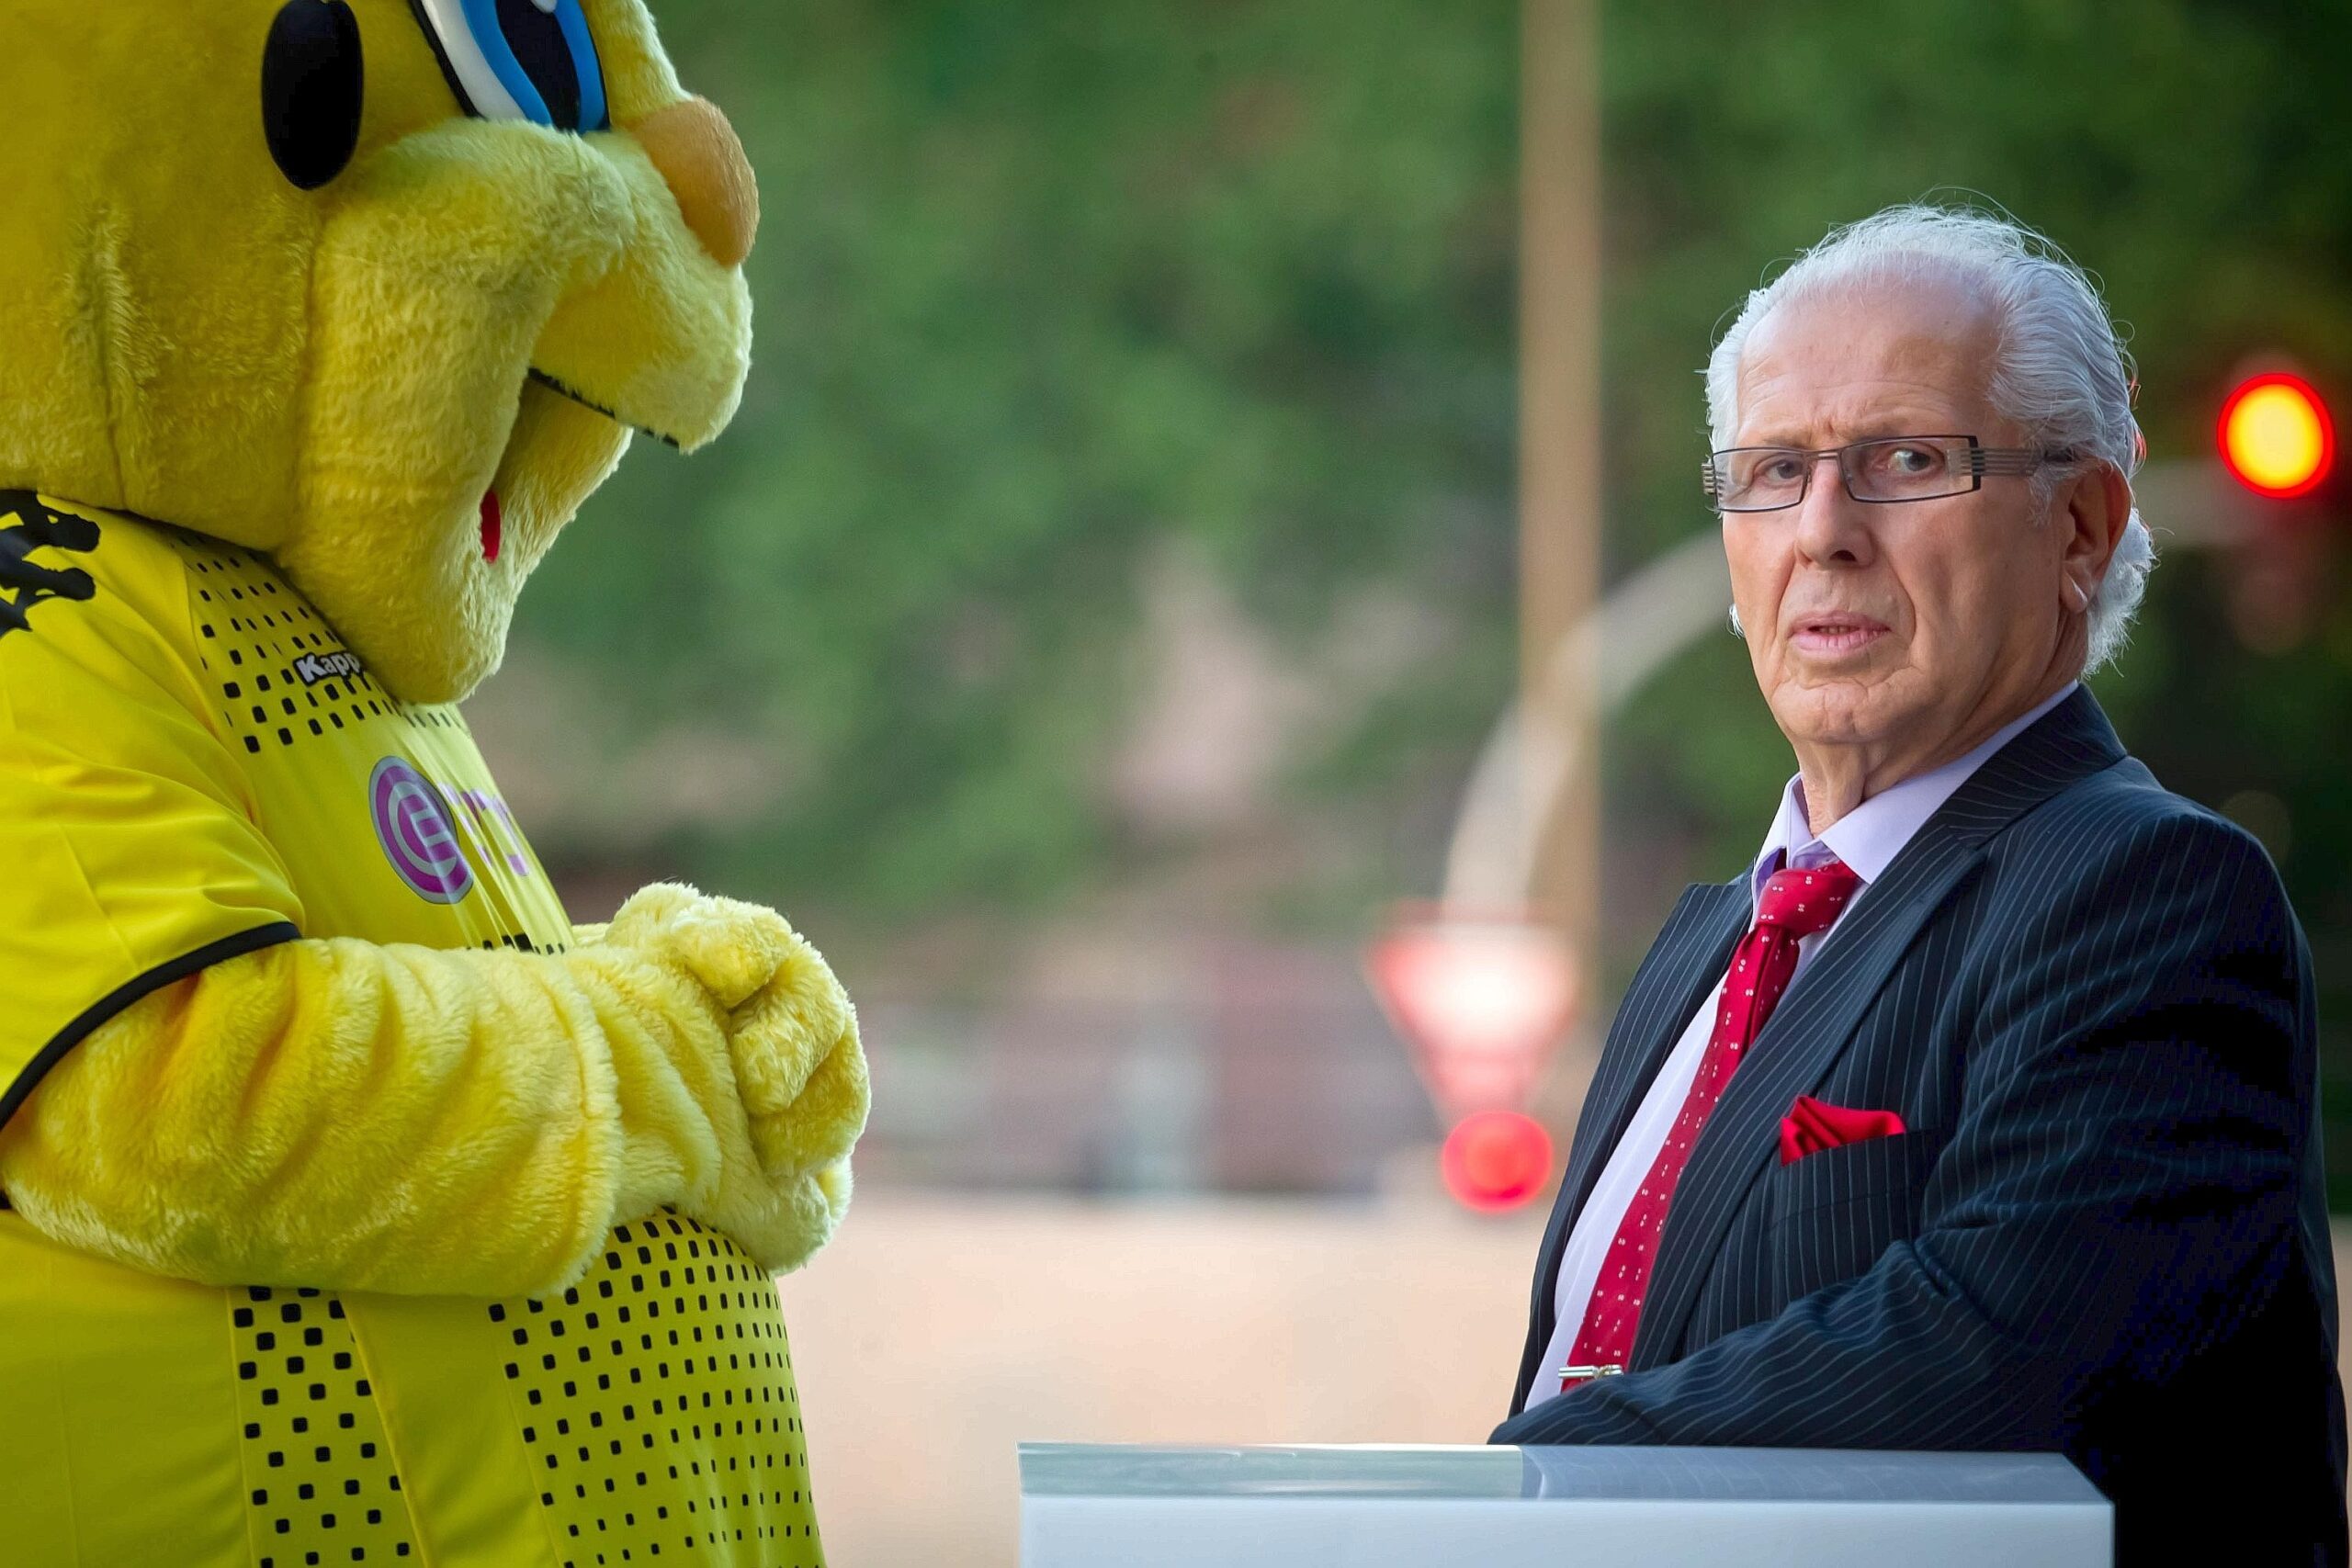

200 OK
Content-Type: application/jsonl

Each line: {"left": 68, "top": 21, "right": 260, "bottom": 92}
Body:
{"left": 1705, "top": 203, "right": 2154, "bottom": 673}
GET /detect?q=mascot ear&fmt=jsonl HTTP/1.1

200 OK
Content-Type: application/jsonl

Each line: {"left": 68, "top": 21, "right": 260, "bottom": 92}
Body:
{"left": 262, "top": 0, "right": 366, "bottom": 191}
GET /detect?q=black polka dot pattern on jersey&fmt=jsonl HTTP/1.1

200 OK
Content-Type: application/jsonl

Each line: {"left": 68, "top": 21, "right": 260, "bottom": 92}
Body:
{"left": 168, "top": 532, "right": 394, "bottom": 752}
{"left": 495, "top": 1211, "right": 826, "bottom": 1568}
{"left": 229, "top": 1287, "right": 422, "bottom": 1565}
{"left": 1563, "top": 856, "right": 1862, "bottom": 1381}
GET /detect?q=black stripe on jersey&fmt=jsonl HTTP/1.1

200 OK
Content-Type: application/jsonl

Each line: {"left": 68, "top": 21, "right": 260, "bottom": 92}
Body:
{"left": 0, "top": 922, "right": 301, "bottom": 1132}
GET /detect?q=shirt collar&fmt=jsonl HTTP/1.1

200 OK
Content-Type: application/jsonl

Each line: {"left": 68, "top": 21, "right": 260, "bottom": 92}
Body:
{"left": 1749, "top": 682, "right": 2080, "bottom": 909}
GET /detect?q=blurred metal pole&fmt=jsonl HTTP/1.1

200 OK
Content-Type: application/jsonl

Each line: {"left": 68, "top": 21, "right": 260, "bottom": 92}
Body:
{"left": 1444, "top": 528, "right": 1729, "bottom": 913}
{"left": 1518, "top": 0, "right": 1601, "bottom": 969}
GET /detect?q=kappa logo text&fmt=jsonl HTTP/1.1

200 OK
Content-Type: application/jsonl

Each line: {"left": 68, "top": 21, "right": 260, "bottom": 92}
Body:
{"left": 294, "top": 650, "right": 365, "bottom": 686}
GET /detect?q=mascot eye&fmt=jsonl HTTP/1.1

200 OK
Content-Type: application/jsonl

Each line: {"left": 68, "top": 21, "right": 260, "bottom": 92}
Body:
{"left": 410, "top": 0, "right": 609, "bottom": 133}
{"left": 262, "top": 0, "right": 367, "bottom": 190}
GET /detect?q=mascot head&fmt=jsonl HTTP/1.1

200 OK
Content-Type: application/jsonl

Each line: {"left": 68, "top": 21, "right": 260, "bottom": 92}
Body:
{"left": 0, "top": 0, "right": 755, "bottom": 701}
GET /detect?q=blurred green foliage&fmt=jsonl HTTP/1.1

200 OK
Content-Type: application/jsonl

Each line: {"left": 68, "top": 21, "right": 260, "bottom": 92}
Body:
{"left": 526, "top": 0, "right": 1519, "bottom": 909}
{"left": 519, "top": 3, "right": 2352, "bottom": 1187}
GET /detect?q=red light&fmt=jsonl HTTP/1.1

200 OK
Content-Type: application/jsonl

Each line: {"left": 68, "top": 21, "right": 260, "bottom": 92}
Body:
{"left": 2219, "top": 373, "right": 2335, "bottom": 499}
{"left": 1440, "top": 1111, "right": 1553, "bottom": 1213}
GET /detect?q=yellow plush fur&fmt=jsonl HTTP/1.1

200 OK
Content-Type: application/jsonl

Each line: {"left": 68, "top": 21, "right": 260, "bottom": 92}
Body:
{"left": 0, "top": 886, "right": 861, "bottom": 1295}
{"left": 607, "top": 886, "right": 875, "bottom": 1188}
{"left": 0, "top": 0, "right": 752, "bottom": 704}
{"left": 0, "top": 2, "right": 865, "bottom": 1293}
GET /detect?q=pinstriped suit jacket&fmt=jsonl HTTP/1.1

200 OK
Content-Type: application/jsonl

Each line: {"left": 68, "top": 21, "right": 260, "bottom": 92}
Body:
{"left": 1494, "top": 688, "right": 2346, "bottom": 1564}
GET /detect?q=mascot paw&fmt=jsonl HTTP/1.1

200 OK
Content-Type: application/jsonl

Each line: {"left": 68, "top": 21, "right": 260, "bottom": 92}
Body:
{"left": 743, "top": 1021, "right": 869, "bottom": 1184}
{"left": 594, "top": 882, "right": 869, "bottom": 1215}
{"left": 600, "top": 883, "right": 797, "bottom": 1010}
{"left": 727, "top": 934, "right": 866, "bottom": 1167}
{"left": 703, "top": 1156, "right": 856, "bottom": 1277}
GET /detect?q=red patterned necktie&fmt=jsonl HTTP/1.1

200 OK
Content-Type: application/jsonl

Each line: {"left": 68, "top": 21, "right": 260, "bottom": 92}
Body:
{"left": 1562, "top": 854, "right": 1862, "bottom": 1387}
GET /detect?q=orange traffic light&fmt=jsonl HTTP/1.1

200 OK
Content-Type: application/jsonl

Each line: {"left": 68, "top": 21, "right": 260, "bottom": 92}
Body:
{"left": 2219, "top": 373, "right": 2335, "bottom": 500}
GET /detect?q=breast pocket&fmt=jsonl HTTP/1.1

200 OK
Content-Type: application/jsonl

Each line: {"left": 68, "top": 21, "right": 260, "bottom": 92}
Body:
{"left": 1766, "top": 1129, "right": 1943, "bottom": 1309}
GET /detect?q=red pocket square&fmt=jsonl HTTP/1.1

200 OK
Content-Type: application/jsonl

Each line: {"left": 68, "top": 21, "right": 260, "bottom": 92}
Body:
{"left": 1778, "top": 1094, "right": 1906, "bottom": 1166}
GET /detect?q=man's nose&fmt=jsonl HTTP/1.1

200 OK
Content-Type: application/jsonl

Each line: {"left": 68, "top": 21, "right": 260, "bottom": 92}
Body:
{"left": 1792, "top": 454, "right": 1875, "bottom": 566}
{"left": 627, "top": 96, "right": 761, "bottom": 269}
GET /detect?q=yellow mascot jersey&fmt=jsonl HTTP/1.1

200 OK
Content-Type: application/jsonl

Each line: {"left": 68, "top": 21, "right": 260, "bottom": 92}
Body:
{"left": 0, "top": 494, "right": 825, "bottom": 1568}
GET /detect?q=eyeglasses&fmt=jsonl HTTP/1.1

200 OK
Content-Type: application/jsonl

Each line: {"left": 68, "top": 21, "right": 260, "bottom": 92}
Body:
{"left": 1702, "top": 434, "right": 2071, "bottom": 513}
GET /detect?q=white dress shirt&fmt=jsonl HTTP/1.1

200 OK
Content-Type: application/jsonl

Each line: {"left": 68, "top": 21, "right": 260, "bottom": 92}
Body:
{"left": 1523, "top": 682, "right": 2078, "bottom": 1412}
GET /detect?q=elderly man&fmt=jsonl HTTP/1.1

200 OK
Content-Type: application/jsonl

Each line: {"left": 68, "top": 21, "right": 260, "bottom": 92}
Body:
{"left": 1492, "top": 205, "right": 2346, "bottom": 1562}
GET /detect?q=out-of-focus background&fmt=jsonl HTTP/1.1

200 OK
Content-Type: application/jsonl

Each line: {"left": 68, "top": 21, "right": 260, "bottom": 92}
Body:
{"left": 475, "top": 1, "right": 2352, "bottom": 1561}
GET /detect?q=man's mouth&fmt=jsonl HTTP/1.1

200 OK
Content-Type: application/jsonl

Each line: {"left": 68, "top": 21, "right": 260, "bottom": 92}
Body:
{"left": 1787, "top": 614, "right": 1890, "bottom": 658}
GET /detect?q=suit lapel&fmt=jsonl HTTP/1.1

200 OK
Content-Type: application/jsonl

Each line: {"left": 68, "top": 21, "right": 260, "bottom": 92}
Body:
{"left": 1554, "top": 882, "right": 1750, "bottom": 1246}
{"left": 1626, "top": 832, "right": 1986, "bottom": 1367}
{"left": 1512, "top": 878, "right": 1747, "bottom": 1405}
{"left": 1628, "top": 687, "right": 2128, "bottom": 1368}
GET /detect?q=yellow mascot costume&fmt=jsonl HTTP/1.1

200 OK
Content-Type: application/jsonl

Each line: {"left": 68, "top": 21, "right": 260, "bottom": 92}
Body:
{"left": 0, "top": 3, "right": 867, "bottom": 1564}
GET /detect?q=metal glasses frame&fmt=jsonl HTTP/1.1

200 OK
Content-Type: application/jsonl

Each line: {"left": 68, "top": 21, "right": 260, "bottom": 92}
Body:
{"left": 1702, "top": 434, "right": 2068, "bottom": 512}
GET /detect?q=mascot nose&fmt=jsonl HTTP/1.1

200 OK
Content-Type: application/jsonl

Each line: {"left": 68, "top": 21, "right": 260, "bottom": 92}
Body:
{"left": 628, "top": 96, "right": 761, "bottom": 269}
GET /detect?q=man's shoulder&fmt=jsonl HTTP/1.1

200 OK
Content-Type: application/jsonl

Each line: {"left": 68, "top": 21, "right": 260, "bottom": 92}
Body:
{"left": 1984, "top": 749, "right": 2288, "bottom": 923}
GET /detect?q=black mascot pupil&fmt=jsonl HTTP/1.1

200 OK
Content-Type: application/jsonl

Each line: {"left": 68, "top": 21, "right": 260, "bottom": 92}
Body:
{"left": 494, "top": 0, "right": 585, "bottom": 131}
{"left": 261, "top": 0, "right": 366, "bottom": 191}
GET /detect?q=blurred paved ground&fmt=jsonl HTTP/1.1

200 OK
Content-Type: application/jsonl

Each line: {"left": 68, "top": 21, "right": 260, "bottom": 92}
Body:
{"left": 777, "top": 1196, "right": 2352, "bottom": 1567}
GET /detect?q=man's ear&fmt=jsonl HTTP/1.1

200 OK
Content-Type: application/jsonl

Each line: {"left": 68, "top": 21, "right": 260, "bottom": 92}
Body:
{"left": 2059, "top": 460, "right": 2132, "bottom": 612}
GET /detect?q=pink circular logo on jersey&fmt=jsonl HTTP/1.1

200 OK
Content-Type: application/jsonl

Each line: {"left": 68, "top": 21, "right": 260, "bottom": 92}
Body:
{"left": 369, "top": 757, "right": 474, "bottom": 904}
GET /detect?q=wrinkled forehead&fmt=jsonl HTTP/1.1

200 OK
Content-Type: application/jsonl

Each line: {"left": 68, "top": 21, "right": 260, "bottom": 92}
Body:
{"left": 1733, "top": 271, "right": 2007, "bottom": 448}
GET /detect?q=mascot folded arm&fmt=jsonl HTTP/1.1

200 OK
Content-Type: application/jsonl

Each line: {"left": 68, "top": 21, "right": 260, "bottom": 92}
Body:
{"left": 0, "top": 3, "right": 866, "bottom": 1563}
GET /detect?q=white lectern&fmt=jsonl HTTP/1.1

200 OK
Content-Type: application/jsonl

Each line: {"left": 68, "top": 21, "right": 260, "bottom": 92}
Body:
{"left": 1019, "top": 1443, "right": 2111, "bottom": 1567}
